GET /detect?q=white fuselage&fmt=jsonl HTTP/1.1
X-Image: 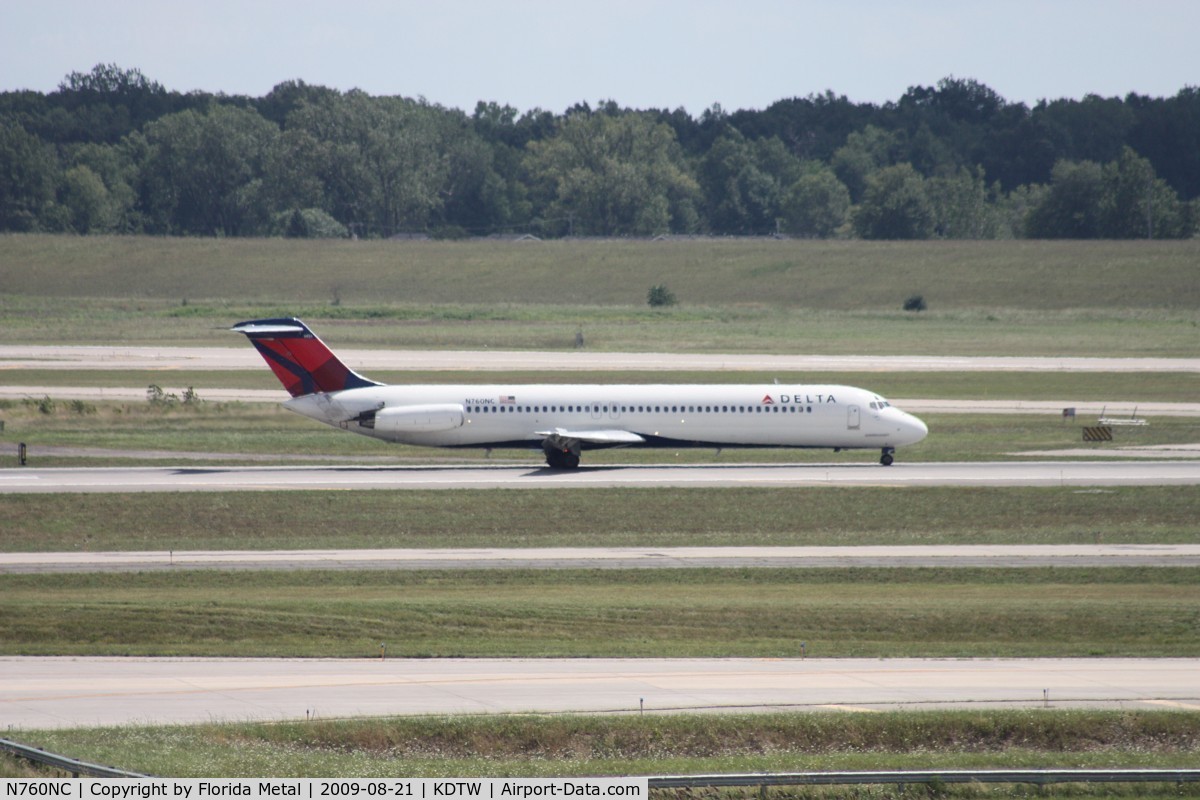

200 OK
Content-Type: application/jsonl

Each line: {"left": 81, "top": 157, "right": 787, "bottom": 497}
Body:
{"left": 283, "top": 382, "right": 928, "bottom": 453}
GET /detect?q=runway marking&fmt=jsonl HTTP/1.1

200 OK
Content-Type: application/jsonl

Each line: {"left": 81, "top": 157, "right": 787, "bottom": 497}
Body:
{"left": 816, "top": 704, "right": 882, "bottom": 713}
{"left": 1143, "top": 699, "right": 1200, "bottom": 710}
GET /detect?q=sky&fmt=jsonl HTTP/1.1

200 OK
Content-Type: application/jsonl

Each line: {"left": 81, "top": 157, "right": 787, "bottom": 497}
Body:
{"left": 2, "top": 0, "right": 1197, "bottom": 115}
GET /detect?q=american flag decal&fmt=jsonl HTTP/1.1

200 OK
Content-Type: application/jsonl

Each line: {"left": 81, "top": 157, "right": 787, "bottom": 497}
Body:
{"left": 500, "top": 395, "right": 516, "bottom": 404}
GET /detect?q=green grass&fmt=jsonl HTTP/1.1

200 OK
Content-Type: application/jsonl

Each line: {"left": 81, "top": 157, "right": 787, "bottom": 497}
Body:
{"left": 5, "top": 369, "right": 1200, "bottom": 403}
{"left": 10, "top": 710, "right": 1200, "bottom": 779}
{"left": 3, "top": 236, "right": 1200, "bottom": 355}
{"left": 4, "top": 298, "right": 1199, "bottom": 357}
{"left": 2, "top": 568, "right": 1198, "bottom": 657}
{"left": 4, "top": 236, "right": 1199, "bottom": 309}
{"left": 2, "top": 485, "right": 1198, "bottom": 551}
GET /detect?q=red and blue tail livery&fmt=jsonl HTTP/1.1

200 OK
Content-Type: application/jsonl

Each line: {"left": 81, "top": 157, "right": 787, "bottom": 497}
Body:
{"left": 231, "top": 318, "right": 380, "bottom": 397}
{"left": 233, "top": 317, "right": 926, "bottom": 468}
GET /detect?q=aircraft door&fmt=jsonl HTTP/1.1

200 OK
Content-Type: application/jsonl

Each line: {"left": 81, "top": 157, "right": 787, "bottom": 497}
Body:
{"left": 847, "top": 405, "right": 861, "bottom": 430}
{"left": 591, "top": 401, "right": 620, "bottom": 421}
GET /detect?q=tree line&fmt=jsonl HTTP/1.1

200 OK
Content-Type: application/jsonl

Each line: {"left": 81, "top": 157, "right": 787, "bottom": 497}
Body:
{"left": 1, "top": 64, "right": 1196, "bottom": 239}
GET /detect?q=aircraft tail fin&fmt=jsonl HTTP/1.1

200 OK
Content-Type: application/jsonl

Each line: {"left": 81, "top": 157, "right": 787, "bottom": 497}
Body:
{"left": 232, "top": 318, "right": 382, "bottom": 397}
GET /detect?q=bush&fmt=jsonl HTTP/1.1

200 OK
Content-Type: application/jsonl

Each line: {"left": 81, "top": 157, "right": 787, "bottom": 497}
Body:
{"left": 273, "top": 208, "right": 348, "bottom": 239}
{"left": 647, "top": 284, "right": 677, "bottom": 307}
{"left": 903, "top": 294, "right": 927, "bottom": 312}
{"left": 430, "top": 225, "right": 470, "bottom": 240}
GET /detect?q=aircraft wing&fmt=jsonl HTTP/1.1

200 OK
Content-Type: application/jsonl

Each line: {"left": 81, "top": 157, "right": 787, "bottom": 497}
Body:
{"left": 536, "top": 428, "right": 646, "bottom": 445}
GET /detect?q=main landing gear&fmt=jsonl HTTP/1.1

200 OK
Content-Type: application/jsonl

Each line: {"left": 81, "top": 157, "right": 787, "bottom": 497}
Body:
{"left": 880, "top": 447, "right": 895, "bottom": 467}
{"left": 544, "top": 446, "right": 581, "bottom": 470}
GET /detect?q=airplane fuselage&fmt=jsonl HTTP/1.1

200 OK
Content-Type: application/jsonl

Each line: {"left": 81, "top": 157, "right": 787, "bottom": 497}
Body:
{"left": 285, "top": 382, "right": 928, "bottom": 453}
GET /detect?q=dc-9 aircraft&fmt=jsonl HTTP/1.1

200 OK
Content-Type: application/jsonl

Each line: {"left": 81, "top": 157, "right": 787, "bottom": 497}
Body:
{"left": 233, "top": 318, "right": 927, "bottom": 469}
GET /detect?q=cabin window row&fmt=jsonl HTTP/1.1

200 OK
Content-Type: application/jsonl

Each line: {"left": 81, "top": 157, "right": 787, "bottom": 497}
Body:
{"left": 468, "top": 405, "right": 816, "bottom": 414}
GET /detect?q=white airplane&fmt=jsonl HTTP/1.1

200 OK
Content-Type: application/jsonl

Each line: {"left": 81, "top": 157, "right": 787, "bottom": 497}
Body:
{"left": 233, "top": 318, "right": 928, "bottom": 468}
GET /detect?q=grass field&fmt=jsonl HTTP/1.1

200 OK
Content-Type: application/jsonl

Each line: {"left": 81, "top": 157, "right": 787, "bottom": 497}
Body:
{"left": 2, "top": 486, "right": 1198, "bottom": 552}
{"left": 5, "top": 294, "right": 1199, "bottom": 357}
{"left": 5, "top": 368, "right": 1199, "bottom": 401}
{"left": 9, "top": 710, "right": 1200, "bottom": 779}
{"left": 4, "top": 236, "right": 1199, "bottom": 310}
{"left": 2, "top": 567, "right": 1197, "bottom": 658}
{"left": 2, "top": 236, "right": 1200, "bottom": 355}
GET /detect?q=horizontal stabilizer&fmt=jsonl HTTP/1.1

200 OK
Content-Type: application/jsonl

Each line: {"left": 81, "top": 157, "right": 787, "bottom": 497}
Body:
{"left": 230, "top": 320, "right": 310, "bottom": 336}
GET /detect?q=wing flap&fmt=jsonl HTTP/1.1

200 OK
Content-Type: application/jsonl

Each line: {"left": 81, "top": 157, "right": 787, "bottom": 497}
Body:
{"left": 536, "top": 428, "right": 646, "bottom": 445}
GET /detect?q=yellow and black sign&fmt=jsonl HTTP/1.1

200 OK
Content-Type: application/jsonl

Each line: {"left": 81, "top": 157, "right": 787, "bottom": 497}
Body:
{"left": 1082, "top": 426, "right": 1113, "bottom": 442}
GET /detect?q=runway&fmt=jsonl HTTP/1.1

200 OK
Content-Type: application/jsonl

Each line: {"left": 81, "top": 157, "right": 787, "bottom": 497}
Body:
{"left": 4, "top": 544, "right": 1200, "bottom": 574}
{"left": 3, "top": 460, "right": 1199, "bottom": 494}
{"left": 4, "top": 657, "right": 1198, "bottom": 730}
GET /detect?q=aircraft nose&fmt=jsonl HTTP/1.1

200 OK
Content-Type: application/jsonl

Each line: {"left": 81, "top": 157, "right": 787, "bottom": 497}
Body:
{"left": 901, "top": 412, "right": 929, "bottom": 445}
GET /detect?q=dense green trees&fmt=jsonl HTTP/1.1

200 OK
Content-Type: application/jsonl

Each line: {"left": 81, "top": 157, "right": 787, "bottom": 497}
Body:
{"left": 0, "top": 65, "right": 1196, "bottom": 239}
{"left": 853, "top": 164, "right": 935, "bottom": 240}
{"left": 781, "top": 168, "right": 850, "bottom": 238}
{"left": 0, "top": 121, "right": 56, "bottom": 231}
{"left": 526, "top": 110, "right": 700, "bottom": 236}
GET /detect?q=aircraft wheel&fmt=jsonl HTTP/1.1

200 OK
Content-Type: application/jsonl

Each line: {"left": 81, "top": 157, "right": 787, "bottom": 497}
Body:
{"left": 545, "top": 448, "right": 580, "bottom": 470}
{"left": 880, "top": 448, "right": 895, "bottom": 467}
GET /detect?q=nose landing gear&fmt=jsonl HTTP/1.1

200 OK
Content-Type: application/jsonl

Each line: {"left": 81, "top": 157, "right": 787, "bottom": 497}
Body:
{"left": 880, "top": 447, "right": 895, "bottom": 467}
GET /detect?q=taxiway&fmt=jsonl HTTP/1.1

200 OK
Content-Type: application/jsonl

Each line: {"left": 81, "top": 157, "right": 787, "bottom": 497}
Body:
{"left": 4, "top": 656, "right": 1198, "bottom": 730}
{"left": 4, "top": 544, "right": 1200, "bottom": 574}
{"left": 2, "top": 460, "right": 1198, "bottom": 494}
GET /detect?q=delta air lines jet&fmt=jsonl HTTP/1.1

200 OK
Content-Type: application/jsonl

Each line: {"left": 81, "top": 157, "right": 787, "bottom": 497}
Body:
{"left": 233, "top": 318, "right": 927, "bottom": 468}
